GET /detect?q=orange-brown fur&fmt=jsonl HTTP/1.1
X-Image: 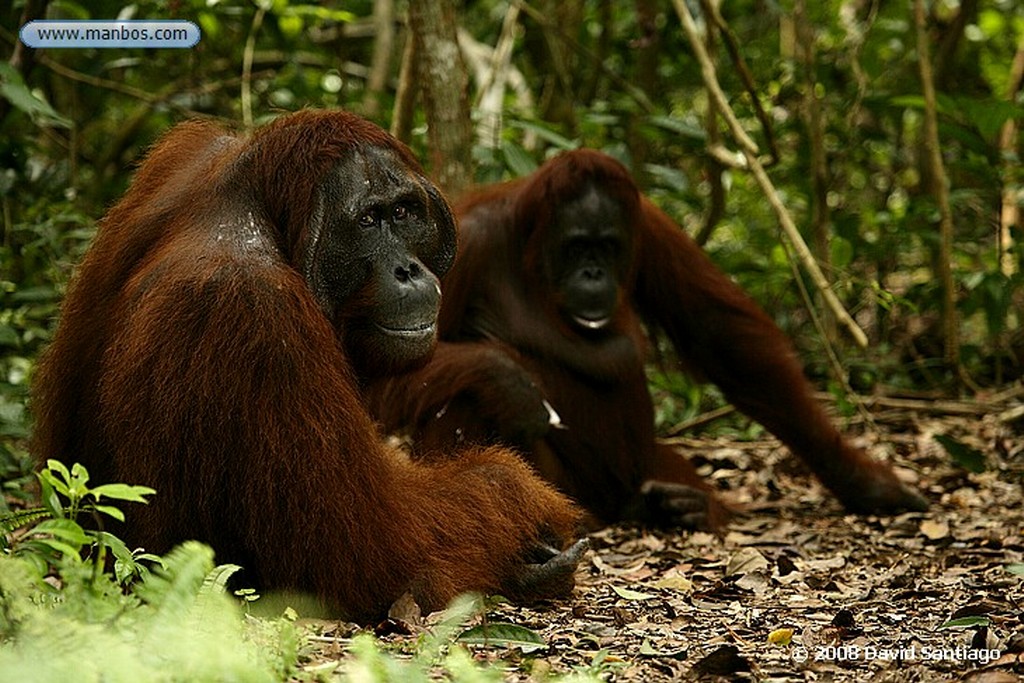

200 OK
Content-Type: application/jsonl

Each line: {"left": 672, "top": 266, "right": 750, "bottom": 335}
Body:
{"left": 369, "top": 150, "right": 927, "bottom": 529}
{"left": 31, "top": 110, "right": 579, "bottom": 622}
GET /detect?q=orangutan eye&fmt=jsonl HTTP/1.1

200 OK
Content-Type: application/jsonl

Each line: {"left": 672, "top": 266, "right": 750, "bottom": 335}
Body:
{"left": 393, "top": 204, "right": 409, "bottom": 221}
{"left": 359, "top": 211, "right": 377, "bottom": 228}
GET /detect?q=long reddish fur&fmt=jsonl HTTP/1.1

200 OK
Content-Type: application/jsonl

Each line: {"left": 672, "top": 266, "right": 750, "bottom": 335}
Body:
{"left": 31, "top": 110, "right": 579, "bottom": 622}
{"left": 370, "top": 149, "right": 925, "bottom": 528}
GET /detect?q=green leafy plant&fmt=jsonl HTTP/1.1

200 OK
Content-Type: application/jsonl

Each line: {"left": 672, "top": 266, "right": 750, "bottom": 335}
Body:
{"left": 0, "top": 461, "right": 302, "bottom": 682}
{"left": 1, "top": 462, "right": 603, "bottom": 681}
{"left": 3, "top": 459, "right": 159, "bottom": 583}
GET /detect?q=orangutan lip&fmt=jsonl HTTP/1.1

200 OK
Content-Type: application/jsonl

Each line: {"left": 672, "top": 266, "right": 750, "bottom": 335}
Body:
{"left": 375, "top": 322, "right": 436, "bottom": 338}
{"left": 573, "top": 315, "right": 611, "bottom": 330}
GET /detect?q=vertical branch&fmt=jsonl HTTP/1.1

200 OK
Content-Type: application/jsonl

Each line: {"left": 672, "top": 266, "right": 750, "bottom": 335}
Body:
{"left": 471, "top": 2, "right": 522, "bottom": 150}
{"left": 629, "top": 0, "right": 661, "bottom": 177}
{"left": 702, "top": 0, "right": 779, "bottom": 163}
{"left": 993, "top": 35, "right": 1024, "bottom": 384}
{"left": 837, "top": 0, "right": 878, "bottom": 128}
{"left": 672, "top": 0, "right": 759, "bottom": 157}
{"left": 390, "top": 27, "right": 417, "bottom": 143}
{"left": 694, "top": 0, "right": 725, "bottom": 247}
{"left": 537, "top": 0, "right": 583, "bottom": 134}
{"left": 582, "top": 0, "right": 612, "bottom": 104}
{"left": 241, "top": 5, "right": 266, "bottom": 129}
{"left": 407, "top": 0, "right": 473, "bottom": 195}
{"left": 913, "top": 0, "right": 959, "bottom": 370}
{"left": 794, "top": 0, "right": 836, "bottom": 341}
{"left": 362, "top": 0, "right": 395, "bottom": 119}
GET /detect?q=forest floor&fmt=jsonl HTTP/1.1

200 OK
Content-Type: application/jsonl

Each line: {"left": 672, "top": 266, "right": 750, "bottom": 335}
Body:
{"left": 306, "top": 394, "right": 1024, "bottom": 682}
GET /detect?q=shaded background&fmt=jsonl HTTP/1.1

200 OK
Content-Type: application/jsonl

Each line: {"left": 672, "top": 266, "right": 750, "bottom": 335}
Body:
{"left": 1, "top": 0, "right": 1022, "bottom": 497}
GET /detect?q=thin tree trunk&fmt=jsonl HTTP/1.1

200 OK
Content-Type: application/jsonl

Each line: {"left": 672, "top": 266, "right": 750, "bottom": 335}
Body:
{"left": 913, "top": 0, "right": 959, "bottom": 372}
{"left": 695, "top": 7, "right": 725, "bottom": 247}
{"left": 362, "top": 0, "right": 395, "bottom": 119}
{"left": 794, "top": 0, "right": 836, "bottom": 342}
{"left": 627, "top": 0, "right": 659, "bottom": 184}
{"left": 240, "top": 5, "right": 266, "bottom": 129}
{"left": 407, "top": 0, "right": 473, "bottom": 196}
{"left": 532, "top": 0, "right": 583, "bottom": 135}
{"left": 468, "top": 3, "right": 521, "bottom": 150}
{"left": 390, "top": 28, "right": 417, "bottom": 143}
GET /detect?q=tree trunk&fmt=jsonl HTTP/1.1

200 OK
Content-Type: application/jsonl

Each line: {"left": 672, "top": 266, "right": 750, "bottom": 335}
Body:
{"left": 362, "top": 0, "right": 395, "bottom": 119}
{"left": 407, "top": 0, "right": 473, "bottom": 196}
{"left": 525, "top": 0, "right": 583, "bottom": 136}
{"left": 913, "top": 0, "right": 960, "bottom": 373}
{"left": 794, "top": 0, "right": 836, "bottom": 342}
{"left": 390, "top": 28, "right": 417, "bottom": 144}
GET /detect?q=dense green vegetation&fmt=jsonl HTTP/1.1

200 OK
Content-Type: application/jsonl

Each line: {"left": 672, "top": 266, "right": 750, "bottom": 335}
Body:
{"left": 1, "top": 0, "right": 1021, "bottom": 679}
{"left": 0, "top": 461, "right": 305, "bottom": 681}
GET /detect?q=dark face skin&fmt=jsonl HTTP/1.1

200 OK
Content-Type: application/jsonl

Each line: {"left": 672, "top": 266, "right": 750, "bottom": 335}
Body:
{"left": 301, "top": 146, "right": 455, "bottom": 376}
{"left": 545, "top": 185, "right": 630, "bottom": 333}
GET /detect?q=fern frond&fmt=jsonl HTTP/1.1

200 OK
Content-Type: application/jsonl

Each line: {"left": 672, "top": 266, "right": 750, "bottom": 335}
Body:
{"left": 200, "top": 563, "right": 243, "bottom": 597}
{"left": 0, "top": 507, "right": 52, "bottom": 536}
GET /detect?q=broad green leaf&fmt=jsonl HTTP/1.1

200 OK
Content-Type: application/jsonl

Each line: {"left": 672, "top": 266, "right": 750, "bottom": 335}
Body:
{"left": 198, "top": 12, "right": 220, "bottom": 40}
{"left": 45, "top": 460, "right": 72, "bottom": 486}
{"left": 11, "top": 286, "right": 58, "bottom": 303}
{"left": 938, "top": 616, "right": 990, "bottom": 629}
{"left": 33, "top": 518, "right": 90, "bottom": 545}
{"left": 502, "top": 142, "right": 537, "bottom": 177}
{"left": 508, "top": 120, "right": 578, "bottom": 150}
{"left": 37, "top": 471, "right": 66, "bottom": 517}
{"left": 93, "top": 504, "right": 126, "bottom": 521}
{"left": 933, "top": 434, "right": 987, "bottom": 474}
{"left": 646, "top": 115, "right": 707, "bottom": 140}
{"left": 70, "top": 462, "right": 90, "bottom": 486}
{"left": 0, "top": 63, "right": 72, "bottom": 128}
{"left": 91, "top": 483, "right": 157, "bottom": 503}
{"left": 457, "top": 622, "right": 546, "bottom": 652}
{"left": 33, "top": 537, "right": 84, "bottom": 560}
{"left": 97, "top": 531, "right": 132, "bottom": 562}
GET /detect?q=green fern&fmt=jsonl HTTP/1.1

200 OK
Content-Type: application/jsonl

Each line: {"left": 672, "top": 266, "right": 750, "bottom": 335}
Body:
{"left": 0, "top": 461, "right": 302, "bottom": 682}
{"left": 0, "top": 506, "right": 50, "bottom": 538}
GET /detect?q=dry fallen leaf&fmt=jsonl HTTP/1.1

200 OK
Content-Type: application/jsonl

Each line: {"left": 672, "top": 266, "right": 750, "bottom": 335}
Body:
{"left": 302, "top": 412, "right": 1024, "bottom": 682}
{"left": 920, "top": 518, "right": 950, "bottom": 540}
{"left": 611, "top": 585, "right": 656, "bottom": 601}
{"left": 652, "top": 571, "right": 693, "bottom": 593}
{"left": 726, "top": 546, "right": 769, "bottom": 576}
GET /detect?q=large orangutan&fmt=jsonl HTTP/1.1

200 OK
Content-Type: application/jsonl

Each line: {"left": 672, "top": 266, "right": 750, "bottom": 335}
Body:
{"left": 31, "top": 110, "right": 586, "bottom": 622}
{"left": 368, "top": 149, "right": 928, "bottom": 530}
